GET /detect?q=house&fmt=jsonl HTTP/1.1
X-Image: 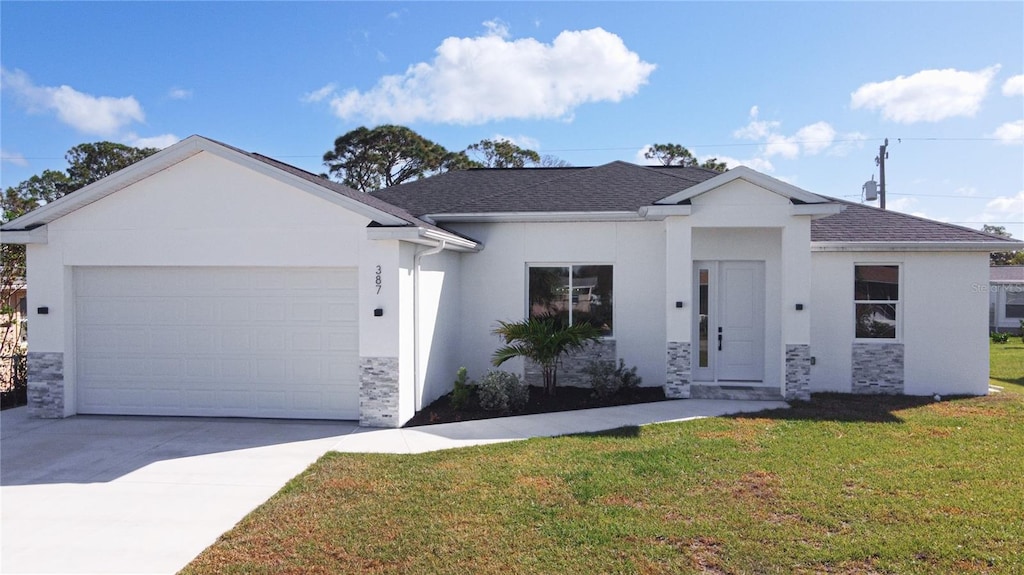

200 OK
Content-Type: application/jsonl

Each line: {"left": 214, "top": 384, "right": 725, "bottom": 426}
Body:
{"left": 1, "top": 135, "right": 1018, "bottom": 427}
{"left": 990, "top": 266, "right": 1024, "bottom": 333}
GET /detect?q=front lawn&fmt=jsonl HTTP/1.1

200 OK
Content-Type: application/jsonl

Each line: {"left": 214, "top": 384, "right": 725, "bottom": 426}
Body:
{"left": 183, "top": 344, "right": 1024, "bottom": 574}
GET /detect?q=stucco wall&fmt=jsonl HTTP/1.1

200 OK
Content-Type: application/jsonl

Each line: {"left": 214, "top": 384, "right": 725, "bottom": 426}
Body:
{"left": 414, "top": 248, "right": 463, "bottom": 410}
{"left": 811, "top": 250, "right": 990, "bottom": 396}
{"left": 24, "top": 151, "right": 401, "bottom": 418}
{"left": 447, "top": 220, "right": 667, "bottom": 387}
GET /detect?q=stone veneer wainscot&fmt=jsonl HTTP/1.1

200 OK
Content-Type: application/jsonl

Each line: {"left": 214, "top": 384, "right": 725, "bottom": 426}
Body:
{"left": 27, "top": 351, "right": 64, "bottom": 418}
{"left": 851, "top": 342, "right": 904, "bottom": 394}
{"left": 359, "top": 356, "right": 400, "bottom": 427}
{"left": 665, "top": 341, "right": 691, "bottom": 398}
{"left": 524, "top": 339, "right": 617, "bottom": 388}
{"left": 784, "top": 344, "right": 811, "bottom": 401}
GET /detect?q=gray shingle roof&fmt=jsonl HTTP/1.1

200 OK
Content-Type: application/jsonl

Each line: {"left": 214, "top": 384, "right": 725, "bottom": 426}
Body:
{"left": 373, "top": 162, "right": 1019, "bottom": 246}
{"left": 810, "top": 199, "right": 1019, "bottom": 243}
{"left": 991, "top": 266, "right": 1024, "bottom": 282}
{"left": 371, "top": 162, "right": 719, "bottom": 215}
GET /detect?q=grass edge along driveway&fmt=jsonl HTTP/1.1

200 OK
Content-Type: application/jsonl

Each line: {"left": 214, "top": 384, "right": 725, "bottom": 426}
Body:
{"left": 183, "top": 342, "right": 1024, "bottom": 575}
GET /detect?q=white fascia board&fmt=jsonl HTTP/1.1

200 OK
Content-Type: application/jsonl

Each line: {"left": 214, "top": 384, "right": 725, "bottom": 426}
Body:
{"left": 638, "top": 205, "right": 692, "bottom": 220}
{"left": 655, "top": 166, "right": 829, "bottom": 205}
{"left": 427, "top": 211, "right": 642, "bottom": 223}
{"left": 1, "top": 137, "right": 206, "bottom": 231}
{"left": 0, "top": 226, "right": 47, "bottom": 244}
{"left": 793, "top": 203, "right": 843, "bottom": 217}
{"left": 812, "top": 241, "right": 1019, "bottom": 252}
{"left": 0, "top": 135, "right": 411, "bottom": 231}
{"left": 366, "top": 226, "right": 481, "bottom": 252}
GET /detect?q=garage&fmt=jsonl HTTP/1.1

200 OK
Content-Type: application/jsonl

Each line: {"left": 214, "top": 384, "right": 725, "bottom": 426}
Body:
{"left": 74, "top": 266, "right": 360, "bottom": 420}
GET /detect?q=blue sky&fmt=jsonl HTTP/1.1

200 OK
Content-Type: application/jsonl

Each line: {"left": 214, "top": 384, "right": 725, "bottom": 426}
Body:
{"left": 2, "top": 2, "right": 1022, "bottom": 238}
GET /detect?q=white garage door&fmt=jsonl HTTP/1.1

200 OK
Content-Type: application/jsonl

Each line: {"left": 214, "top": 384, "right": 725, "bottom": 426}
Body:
{"left": 75, "top": 267, "right": 360, "bottom": 420}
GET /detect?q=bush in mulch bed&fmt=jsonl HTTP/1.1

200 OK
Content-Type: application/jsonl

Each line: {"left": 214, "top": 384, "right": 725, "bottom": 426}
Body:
{"left": 404, "top": 384, "right": 666, "bottom": 427}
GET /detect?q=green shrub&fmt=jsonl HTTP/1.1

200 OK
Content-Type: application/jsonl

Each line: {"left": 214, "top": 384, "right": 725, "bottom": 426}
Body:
{"left": 451, "top": 367, "right": 474, "bottom": 411}
{"left": 477, "top": 370, "right": 528, "bottom": 413}
{"left": 583, "top": 359, "right": 643, "bottom": 399}
{"left": 991, "top": 331, "right": 1010, "bottom": 344}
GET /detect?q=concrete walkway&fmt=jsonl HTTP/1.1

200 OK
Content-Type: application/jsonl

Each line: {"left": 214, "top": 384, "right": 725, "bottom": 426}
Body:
{"left": 1, "top": 398, "right": 786, "bottom": 574}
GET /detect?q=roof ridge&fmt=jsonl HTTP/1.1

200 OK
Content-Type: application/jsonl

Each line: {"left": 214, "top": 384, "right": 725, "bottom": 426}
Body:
{"left": 825, "top": 197, "right": 1021, "bottom": 243}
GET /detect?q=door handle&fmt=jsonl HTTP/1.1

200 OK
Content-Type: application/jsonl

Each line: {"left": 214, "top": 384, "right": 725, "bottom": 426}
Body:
{"left": 717, "top": 329, "right": 722, "bottom": 351}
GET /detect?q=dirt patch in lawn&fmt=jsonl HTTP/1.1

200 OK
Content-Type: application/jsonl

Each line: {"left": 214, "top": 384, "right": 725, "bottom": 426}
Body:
{"left": 405, "top": 385, "right": 667, "bottom": 427}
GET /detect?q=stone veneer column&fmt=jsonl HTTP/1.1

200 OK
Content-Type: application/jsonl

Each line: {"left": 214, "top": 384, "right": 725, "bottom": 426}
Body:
{"left": 851, "top": 343, "right": 904, "bottom": 394}
{"left": 28, "top": 351, "right": 64, "bottom": 418}
{"left": 359, "top": 357, "right": 400, "bottom": 427}
{"left": 665, "top": 341, "right": 691, "bottom": 398}
{"left": 784, "top": 344, "right": 811, "bottom": 401}
{"left": 524, "top": 340, "right": 617, "bottom": 388}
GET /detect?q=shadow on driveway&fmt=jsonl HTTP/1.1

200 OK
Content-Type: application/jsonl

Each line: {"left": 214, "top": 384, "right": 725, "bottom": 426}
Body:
{"left": 0, "top": 407, "right": 358, "bottom": 486}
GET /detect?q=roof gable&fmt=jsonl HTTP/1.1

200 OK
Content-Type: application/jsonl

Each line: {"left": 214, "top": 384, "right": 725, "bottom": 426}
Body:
{"left": 654, "top": 166, "right": 830, "bottom": 205}
{"left": 0, "top": 135, "right": 419, "bottom": 232}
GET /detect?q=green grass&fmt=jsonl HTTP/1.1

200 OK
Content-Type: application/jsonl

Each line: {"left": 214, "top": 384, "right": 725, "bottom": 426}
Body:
{"left": 182, "top": 344, "right": 1024, "bottom": 575}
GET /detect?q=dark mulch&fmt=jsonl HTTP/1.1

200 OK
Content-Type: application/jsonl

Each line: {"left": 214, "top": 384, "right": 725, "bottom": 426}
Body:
{"left": 404, "top": 385, "right": 667, "bottom": 427}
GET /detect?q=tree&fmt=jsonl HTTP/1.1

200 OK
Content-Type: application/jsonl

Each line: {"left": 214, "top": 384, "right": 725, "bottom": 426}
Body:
{"left": 323, "top": 125, "right": 452, "bottom": 192}
{"left": 64, "top": 142, "right": 159, "bottom": 191}
{"left": 644, "top": 143, "right": 728, "bottom": 172}
{"left": 1, "top": 142, "right": 159, "bottom": 378}
{"left": 491, "top": 317, "right": 602, "bottom": 396}
{"left": 984, "top": 225, "right": 1024, "bottom": 266}
{"left": 466, "top": 139, "right": 541, "bottom": 168}
{"left": 539, "top": 154, "right": 572, "bottom": 168}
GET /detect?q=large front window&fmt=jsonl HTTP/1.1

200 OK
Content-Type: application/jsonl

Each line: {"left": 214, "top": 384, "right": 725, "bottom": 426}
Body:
{"left": 854, "top": 264, "right": 899, "bottom": 339}
{"left": 528, "top": 265, "right": 613, "bottom": 335}
{"left": 1006, "top": 288, "right": 1024, "bottom": 319}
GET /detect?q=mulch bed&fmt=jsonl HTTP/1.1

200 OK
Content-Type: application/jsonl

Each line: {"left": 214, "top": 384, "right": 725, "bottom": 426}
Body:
{"left": 404, "top": 385, "right": 667, "bottom": 427}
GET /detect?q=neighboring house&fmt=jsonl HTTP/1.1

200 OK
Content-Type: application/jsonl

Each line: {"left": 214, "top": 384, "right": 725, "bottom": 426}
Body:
{"left": 1, "top": 136, "right": 1019, "bottom": 427}
{"left": 990, "top": 266, "right": 1024, "bottom": 332}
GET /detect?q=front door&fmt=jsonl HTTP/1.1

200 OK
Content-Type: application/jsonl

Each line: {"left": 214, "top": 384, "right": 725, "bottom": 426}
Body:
{"left": 693, "top": 261, "right": 765, "bottom": 382}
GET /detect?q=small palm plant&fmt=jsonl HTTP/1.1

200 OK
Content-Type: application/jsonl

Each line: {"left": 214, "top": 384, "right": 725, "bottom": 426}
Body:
{"left": 492, "top": 316, "right": 602, "bottom": 396}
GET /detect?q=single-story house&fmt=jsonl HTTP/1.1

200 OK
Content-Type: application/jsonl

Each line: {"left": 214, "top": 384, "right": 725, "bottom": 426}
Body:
{"left": 990, "top": 266, "right": 1024, "bottom": 332}
{"left": 2, "top": 136, "right": 1019, "bottom": 427}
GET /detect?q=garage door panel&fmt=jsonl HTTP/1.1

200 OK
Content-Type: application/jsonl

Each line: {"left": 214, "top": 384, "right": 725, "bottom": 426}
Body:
{"left": 76, "top": 267, "right": 360, "bottom": 420}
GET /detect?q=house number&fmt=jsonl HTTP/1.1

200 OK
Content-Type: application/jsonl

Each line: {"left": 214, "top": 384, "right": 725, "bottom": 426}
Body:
{"left": 374, "top": 265, "right": 382, "bottom": 294}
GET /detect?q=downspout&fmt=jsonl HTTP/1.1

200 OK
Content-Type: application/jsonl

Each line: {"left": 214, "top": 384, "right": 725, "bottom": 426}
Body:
{"left": 413, "top": 239, "right": 447, "bottom": 412}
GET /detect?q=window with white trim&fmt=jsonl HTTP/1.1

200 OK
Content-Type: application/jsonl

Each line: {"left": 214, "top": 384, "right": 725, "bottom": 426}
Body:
{"left": 854, "top": 264, "right": 899, "bottom": 339}
{"left": 528, "top": 265, "right": 613, "bottom": 335}
{"left": 1006, "top": 287, "right": 1024, "bottom": 319}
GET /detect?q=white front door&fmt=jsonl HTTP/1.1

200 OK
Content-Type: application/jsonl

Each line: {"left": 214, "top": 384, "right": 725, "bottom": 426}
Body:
{"left": 693, "top": 261, "right": 765, "bottom": 382}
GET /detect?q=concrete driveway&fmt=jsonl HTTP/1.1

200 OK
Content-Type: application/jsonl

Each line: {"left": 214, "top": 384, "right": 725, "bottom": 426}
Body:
{"left": 1, "top": 398, "right": 787, "bottom": 574}
{"left": 1, "top": 407, "right": 359, "bottom": 574}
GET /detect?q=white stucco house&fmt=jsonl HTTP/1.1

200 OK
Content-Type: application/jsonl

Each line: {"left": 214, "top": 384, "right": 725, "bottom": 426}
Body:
{"left": 2, "top": 136, "right": 1018, "bottom": 427}
{"left": 990, "top": 266, "right": 1024, "bottom": 332}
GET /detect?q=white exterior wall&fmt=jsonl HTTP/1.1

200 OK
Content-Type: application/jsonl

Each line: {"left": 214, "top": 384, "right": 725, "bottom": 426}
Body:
{"left": 811, "top": 250, "right": 990, "bottom": 396}
{"left": 448, "top": 220, "right": 667, "bottom": 386}
{"left": 414, "top": 249, "right": 463, "bottom": 409}
{"left": 24, "top": 151, "right": 402, "bottom": 417}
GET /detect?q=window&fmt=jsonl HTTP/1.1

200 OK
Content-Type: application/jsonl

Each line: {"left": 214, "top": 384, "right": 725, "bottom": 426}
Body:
{"left": 854, "top": 265, "right": 899, "bottom": 339}
{"left": 1007, "top": 287, "right": 1024, "bottom": 319}
{"left": 529, "top": 265, "right": 613, "bottom": 335}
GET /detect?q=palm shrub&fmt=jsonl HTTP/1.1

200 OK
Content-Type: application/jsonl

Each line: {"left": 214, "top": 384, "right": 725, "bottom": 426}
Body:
{"left": 492, "top": 316, "right": 602, "bottom": 396}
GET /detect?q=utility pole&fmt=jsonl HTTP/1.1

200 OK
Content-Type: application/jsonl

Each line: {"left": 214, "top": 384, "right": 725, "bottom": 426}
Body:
{"left": 876, "top": 138, "right": 889, "bottom": 210}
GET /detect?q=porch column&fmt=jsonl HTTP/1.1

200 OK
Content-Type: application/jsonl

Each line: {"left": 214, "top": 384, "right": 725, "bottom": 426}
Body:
{"left": 664, "top": 219, "right": 692, "bottom": 398}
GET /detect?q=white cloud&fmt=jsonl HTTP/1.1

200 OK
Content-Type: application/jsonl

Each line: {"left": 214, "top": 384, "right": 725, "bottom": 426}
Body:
{"left": 1, "top": 148, "right": 29, "bottom": 167}
{"left": 1, "top": 67, "right": 144, "bottom": 136}
{"left": 123, "top": 132, "right": 180, "bottom": 149}
{"left": 794, "top": 122, "right": 836, "bottom": 155}
{"left": 733, "top": 107, "right": 850, "bottom": 160}
{"left": 850, "top": 65, "right": 1000, "bottom": 123}
{"left": 483, "top": 18, "right": 511, "bottom": 39}
{"left": 167, "top": 87, "right": 192, "bottom": 100}
{"left": 327, "top": 26, "right": 655, "bottom": 124}
{"left": 827, "top": 131, "right": 868, "bottom": 157}
{"left": 492, "top": 133, "right": 541, "bottom": 150}
{"left": 301, "top": 83, "right": 337, "bottom": 103}
{"left": 989, "top": 119, "right": 1024, "bottom": 144}
{"left": 1003, "top": 74, "right": 1024, "bottom": 97}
